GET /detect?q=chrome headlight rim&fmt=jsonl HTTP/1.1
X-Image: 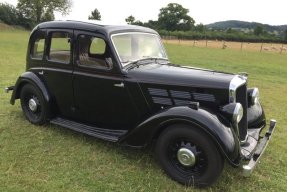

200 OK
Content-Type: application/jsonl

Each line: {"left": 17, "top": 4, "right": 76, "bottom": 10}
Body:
{"left": 232, "top": 103, "right": 243, "bottom": 123}
{"left": 251, "top": 88, "right": 259, "bottom": 105}
{"left": 220, "top": 102, "right": 244, "bottom": 124}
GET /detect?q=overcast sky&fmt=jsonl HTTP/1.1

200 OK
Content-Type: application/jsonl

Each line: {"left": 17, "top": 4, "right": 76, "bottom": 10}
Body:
{"left": 1, "top": 0, "right": 286, "bottom": 25}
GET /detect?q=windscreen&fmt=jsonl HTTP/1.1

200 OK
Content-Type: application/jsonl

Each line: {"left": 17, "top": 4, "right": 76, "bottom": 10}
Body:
{"left": 112, "top": 33, "right": 167, "bottom": 66}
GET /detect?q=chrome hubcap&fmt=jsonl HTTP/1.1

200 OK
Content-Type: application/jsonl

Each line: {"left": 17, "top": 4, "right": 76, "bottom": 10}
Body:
{"left": 177, "top": 148, "right": 196, "bottom": 167}
{"left": 28, "top": 98, "right": 37, "bottom": 112}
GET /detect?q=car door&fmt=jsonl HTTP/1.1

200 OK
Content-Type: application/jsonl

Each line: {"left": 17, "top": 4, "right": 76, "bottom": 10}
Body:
{"left": 72, "top": 31, "right": 140, "bottom": 129}
{"left": 38, "top": 29, "right": 75, "bottom": 118}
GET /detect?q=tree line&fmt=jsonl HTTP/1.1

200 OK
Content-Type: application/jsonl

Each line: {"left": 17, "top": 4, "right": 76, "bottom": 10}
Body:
{"left": 1, "top": 1, "right": 286, "bottom": 43}
{"left": 0, "top": 0, "right": 71, "bottom": 29}
{"left": 124, "top": 3, "right": 287, "bottom": 43}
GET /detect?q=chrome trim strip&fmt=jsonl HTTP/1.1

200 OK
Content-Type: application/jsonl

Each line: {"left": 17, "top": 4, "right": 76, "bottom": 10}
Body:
{"left": 229, "top": 75, "right": 247, "bottom": 103}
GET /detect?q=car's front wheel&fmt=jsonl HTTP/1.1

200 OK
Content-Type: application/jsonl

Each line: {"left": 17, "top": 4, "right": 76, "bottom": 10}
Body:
{"left": 20, "top": 84, "right": 50, "bottom": 125}
{"left": 155, "top": 124, "right": 224, "bottom": 187}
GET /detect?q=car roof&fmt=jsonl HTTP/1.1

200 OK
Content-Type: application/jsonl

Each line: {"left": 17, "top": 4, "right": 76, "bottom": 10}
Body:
{"left": 34, "top": 20, "right": 158, "bottom": 36}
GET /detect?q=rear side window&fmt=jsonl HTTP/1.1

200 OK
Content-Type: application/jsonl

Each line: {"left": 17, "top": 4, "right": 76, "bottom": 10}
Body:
{"left": 78, "top": 34, "right": 111, "bottom": 69}
{"left": 31, "top": 31, "right": 45, "bottom": 59}
{"left": 48, "top": 32, "right": 71, "bottom": 63}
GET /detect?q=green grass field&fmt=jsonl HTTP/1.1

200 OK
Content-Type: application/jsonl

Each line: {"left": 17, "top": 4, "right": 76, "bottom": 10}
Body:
{"left": 0, "top": 30, "right": 286, "bottom": 191}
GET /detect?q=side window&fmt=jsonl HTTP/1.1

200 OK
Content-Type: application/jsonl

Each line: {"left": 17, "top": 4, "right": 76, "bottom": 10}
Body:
{"left": 78, "top": 34, "right": 111, "bottom": 69}
{"left": 31, "top": 31, "right": 45, "bottom": 59}
{"left": 48, "top": 32, "right": 71, "bottom": 63}
{"left": 90, "top": 38, "right": 106, "bottom": 54}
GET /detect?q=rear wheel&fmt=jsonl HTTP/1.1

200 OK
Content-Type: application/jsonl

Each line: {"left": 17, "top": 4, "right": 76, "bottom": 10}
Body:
{"left": 155, "top": 124, "right": 224, "bottom": 187}
{"left": 20, "top": 84, "right": 49, "bottom": 125}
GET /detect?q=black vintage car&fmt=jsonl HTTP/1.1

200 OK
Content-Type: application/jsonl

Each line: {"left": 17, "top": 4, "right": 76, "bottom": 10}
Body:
{"left": 6, "top": 20, "right": 276, "bottom": 187}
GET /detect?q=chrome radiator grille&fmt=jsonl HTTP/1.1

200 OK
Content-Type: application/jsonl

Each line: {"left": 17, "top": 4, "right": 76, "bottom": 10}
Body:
{"left": 236, "top": 84, "right": 248, "bottom": 141}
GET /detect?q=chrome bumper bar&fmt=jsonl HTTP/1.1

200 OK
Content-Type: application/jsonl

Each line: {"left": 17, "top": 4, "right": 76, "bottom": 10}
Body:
{"left": 242, "top": 119, "right": 276, "bottom": 177}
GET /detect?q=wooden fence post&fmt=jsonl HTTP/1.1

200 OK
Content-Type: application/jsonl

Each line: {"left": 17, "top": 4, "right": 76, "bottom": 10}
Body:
{"left": 260, "top": 43, "right": 263, "bottom": 52}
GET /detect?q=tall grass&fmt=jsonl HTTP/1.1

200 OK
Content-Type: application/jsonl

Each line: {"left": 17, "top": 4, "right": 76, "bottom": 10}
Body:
{"left": 0, "top": 30, "right": 286, "bottom": 191}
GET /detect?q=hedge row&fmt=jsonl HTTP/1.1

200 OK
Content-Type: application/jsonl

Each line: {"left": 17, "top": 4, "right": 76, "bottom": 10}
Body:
{"left": 158, "top": 30, "right": 286, "bottom": 43}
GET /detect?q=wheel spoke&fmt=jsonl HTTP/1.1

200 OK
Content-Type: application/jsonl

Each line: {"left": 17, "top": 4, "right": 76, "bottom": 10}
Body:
{"left": 167, "top": 138, "right": 208, "bottom": 177}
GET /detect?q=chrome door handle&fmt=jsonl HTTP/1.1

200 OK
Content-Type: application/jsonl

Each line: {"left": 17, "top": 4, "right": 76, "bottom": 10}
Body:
{"left": 114, "top": 82, "right": 124, "bottom": 88}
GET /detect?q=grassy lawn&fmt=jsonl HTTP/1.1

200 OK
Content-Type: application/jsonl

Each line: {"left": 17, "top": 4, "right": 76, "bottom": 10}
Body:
{"left": 0, "top": 30, "right": 286, "bottom": 191}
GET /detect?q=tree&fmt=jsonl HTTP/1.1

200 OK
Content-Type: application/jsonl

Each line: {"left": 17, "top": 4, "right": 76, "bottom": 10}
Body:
{"left": 88, "top": 8, "right": 101, "bottom": 20}
{"left": 144, "top": 20, "right": 159, "bottom": 29}
{"left": 158, "top": 3, "right": 195, "bottom": 31}
{"left": 17, "top": 0, "right": 72, "bottom": 25}
{"left": 125, "top": 15, "right": 135, "bottom": 24}
{"left": 0, "top": 3, "right": 19, "bottom": 25}
{"left": 226, "top": 28, "right": 233, "bottom": 33}
{"left": 284, "top": 29, "right": 287, "bottom": 41}
{"left": 254, "top": 25, "right": 264, "bottom": 36}
{"left": 0, "top": 2, "right": 32, "bottom": 28}
{"left": 195, "top": 23, "right": 205, "bottom": 33}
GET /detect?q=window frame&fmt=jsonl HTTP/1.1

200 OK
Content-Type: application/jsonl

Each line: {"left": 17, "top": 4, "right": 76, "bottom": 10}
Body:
{"left": 47, "top": 30, "right": 73, "bottom": 65}
{"left": 110, "top": 32, "right": 168, "bottom": 67}
{"left": 76, "top": 33, "right": 112, "bottom": 71}
{"left": 30, "top": 30, "right": 46, "bottom": 61}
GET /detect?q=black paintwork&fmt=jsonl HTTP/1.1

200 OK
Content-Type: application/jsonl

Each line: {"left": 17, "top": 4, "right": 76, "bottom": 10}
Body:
{"left": 10, "top": 20, "right": 268, "bottom": 166}
{"left": 35, "top": 20, "right": 158, "bottom": 37}
{"left": 120, "top": 106, "right": 240, "bottom": 163}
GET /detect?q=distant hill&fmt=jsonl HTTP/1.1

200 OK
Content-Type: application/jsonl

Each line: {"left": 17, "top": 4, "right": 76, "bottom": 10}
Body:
{"left": 206, "top": 20, "right": 287, "bottom": 33}
{"left": 0, "top": 22, "right": 27, "bottom": 30}
{"left": 0, "top": 22, "right": 14, "bottom": 30}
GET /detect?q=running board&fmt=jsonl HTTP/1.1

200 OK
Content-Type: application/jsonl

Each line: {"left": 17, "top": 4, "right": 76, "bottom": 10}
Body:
{"left": 50, "top": 117, "right": 128, "bottom": 142}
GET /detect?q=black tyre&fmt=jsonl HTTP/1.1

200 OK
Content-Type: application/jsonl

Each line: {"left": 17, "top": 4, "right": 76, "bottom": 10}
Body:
{"left": 155, "top": 124, "right": 224, "bottom": 187}
{"left": 20, "top": 84, "right": 49, "bottom": 125}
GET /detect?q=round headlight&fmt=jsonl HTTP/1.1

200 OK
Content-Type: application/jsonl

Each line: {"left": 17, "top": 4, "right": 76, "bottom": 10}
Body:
{"left": 220, "top": 103, "right": 244, "bottom": 124}
{"left": 251, "top": 88, "right": 259, "bottom": 105}
{"left": 233, "top": 103, "right": 243, "bottom": 123}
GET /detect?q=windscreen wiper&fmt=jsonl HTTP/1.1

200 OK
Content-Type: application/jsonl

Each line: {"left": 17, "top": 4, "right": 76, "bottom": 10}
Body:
{"left": 125, "top": 57, "right": 169, "bottom": 70}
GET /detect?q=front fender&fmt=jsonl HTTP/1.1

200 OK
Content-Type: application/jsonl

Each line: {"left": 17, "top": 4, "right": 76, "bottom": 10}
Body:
{"left": 10, "top": 71, "right": 50, "bottom": 105}
{"left": 120, "top": 106, "right": 240, "bottom": 164}
{"left": 247, "top": 102, "right": 266, "bottom": 128}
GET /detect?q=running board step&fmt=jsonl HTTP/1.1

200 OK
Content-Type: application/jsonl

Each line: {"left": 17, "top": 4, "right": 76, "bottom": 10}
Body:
{"left": 50, "top": 117, "right": 128, "bottom": 142}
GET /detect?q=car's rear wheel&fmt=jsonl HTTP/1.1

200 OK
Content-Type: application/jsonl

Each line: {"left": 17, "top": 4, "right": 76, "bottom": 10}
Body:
{"left": 20, "top": 84, "right": 49, "bottom": 125}
{"left": 155, "top": 124, "right": 224, "bottom": 187}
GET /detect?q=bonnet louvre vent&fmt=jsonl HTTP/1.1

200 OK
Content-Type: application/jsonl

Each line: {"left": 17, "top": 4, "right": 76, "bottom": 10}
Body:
{"left": 148, "top": 88, "right": 216, "bottom": 106}
{"left": 152, "top": 97, "right": 172, "bottom": 105}
{"left": 170, "top": 90, "right": 191, "bottom": 99}
{"left": 192, "top": 93, "right": 215, "bottom": 102}
{"left": 148, "top": 88, "right": 169, "bottom": 97}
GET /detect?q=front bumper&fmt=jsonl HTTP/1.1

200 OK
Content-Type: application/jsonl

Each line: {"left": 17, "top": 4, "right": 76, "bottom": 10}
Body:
{"left": 242, "top": 119, "right": 276, "bottom": 177}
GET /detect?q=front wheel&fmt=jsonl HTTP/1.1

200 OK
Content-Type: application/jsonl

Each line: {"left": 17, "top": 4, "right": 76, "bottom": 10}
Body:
{"left": 155, "top": 124, "right": 224, "bottom": 187}
{"left": 20, "top": 84, "right": 50, "bottom": 125}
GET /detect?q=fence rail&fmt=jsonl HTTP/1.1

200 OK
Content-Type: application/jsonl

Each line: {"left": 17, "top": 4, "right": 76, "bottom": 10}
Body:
{"left": 161, "top": 37, "right": 287, "bottom": 54}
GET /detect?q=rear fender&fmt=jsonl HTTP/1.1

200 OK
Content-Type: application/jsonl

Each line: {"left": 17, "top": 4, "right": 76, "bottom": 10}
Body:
{"left": 10, "top": 72, "right": 50, "bottom": 105}
{"left": 120, "top": 106, "right": 240, "bottom": 165}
